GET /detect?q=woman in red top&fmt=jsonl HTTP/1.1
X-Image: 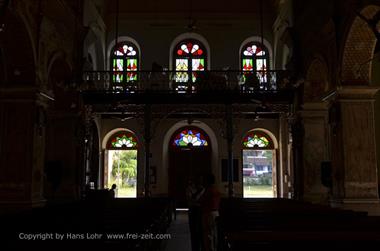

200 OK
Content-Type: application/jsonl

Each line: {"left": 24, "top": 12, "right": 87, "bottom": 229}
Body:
{"left": 200, "top": 174, "right": 220, "bottom": 251}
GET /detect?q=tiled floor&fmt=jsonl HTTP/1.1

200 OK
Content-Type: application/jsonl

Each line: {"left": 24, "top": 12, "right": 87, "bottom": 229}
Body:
{"left": 163, "top": 210, "right": 191, "bottom": 251}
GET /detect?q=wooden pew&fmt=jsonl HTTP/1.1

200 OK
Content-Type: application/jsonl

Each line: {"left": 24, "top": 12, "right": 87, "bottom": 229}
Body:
{"left": 217, "top": 198, "right": 380, "bottom": 250}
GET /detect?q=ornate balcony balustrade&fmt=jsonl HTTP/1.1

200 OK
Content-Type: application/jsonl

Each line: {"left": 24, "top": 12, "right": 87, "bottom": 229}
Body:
{"left": 81, "top": 70, "right": 294, "bottom": 93}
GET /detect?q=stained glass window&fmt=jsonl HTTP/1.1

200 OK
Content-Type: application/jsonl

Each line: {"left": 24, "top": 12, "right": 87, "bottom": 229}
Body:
{"left": 243, "top": 131, "right": 273, "bottom": 149}
{"left": 241, "top": 42, "right": 269, "bottom": 85}
{"left": 111, "top": 42, "right": 139, "bottom": 88}
{"left": 172, "top": 129, "right": 209, "bottom": 147}
{"left": 174, "top": 40, "right": 207, "bottom": 92}
{"left": 107, "top": 131, "right": 138, "bottom": 149}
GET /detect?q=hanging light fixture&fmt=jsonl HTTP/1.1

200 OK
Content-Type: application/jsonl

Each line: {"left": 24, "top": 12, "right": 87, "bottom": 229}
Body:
{"left": 0, "top": 0, "right": 9, "bottom": 32}
{"left": 260, "top": 0, "right": 264, "bottom": 48}
{"left": 115, "top": 0, "right": 119, "bottom": 47}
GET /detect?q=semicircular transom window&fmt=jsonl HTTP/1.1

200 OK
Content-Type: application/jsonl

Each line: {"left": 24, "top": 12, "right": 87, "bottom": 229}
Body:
{"left": 243, "top": 131, "right": 273, "bottom": 149}
{"left": 172, "top": 128, "right": 209, "bottom": 147}
{"left": 107, "top": 131, "right": 138, "bottom": 149}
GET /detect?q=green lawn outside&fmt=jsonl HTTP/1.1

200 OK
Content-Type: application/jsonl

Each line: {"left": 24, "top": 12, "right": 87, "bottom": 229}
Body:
{"left": 115, "top": 187, "right": 136, "bottom": 198}
{"left": 111, "top": 185, "right": 272, "bottom": 198}
{"left": 244, "top": 185, "right": 273, "bottom": 197}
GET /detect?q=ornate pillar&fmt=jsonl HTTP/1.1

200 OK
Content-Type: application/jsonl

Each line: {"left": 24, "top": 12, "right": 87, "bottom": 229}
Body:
{"left": 300, "top": 102, "right": 330, "bottom": 203}
{"left": 290, "top": 115, "right": 304, "bottom": 200}
{"left": 0, "top": 89, "right": 49, "bottom": 212}
{"left": 328, "top": 86, "right": 380, "bottom": 215}
{"left": 279, "top": 114, "right": 290, "bottom": 198}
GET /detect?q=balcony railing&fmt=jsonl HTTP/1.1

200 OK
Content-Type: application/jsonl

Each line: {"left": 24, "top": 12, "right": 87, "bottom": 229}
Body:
{"left": 81, "top": 70, "right": 293, "bottom": 93}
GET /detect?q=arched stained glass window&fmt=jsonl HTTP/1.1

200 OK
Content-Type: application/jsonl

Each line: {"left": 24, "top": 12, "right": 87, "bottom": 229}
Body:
{"left": 172, "top": 128, "right": 209, "bottom": 147}
{"left": 107, "top": 131, "right": 138, "bottom": 149}
{"left": 174, "top": 39, "right": 207, "bottom": 92}
{"left": 111, "top": 42, "right": 139, "bottom": 89}
{"left": 243, "top": 131, "right": 273, "bottom": 149}
{"left": 241, "top": 42, "right": 269, "bottom": 84}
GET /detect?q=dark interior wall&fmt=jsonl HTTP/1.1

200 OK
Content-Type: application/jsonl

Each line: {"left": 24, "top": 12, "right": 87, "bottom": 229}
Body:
{"left": 0, "top": 10, "right": 36, "bottom": 203}
{"left": 292, "top": 0, "right": 336, "bottom": 79}
{"left": 0, "top": 11, "right": 35, "bottom": 87}
{"left": 44, "top": 59, "right": 82, "bottom": 201}
{"left": 104, "top": 0, "right": 277, "bottom": 71}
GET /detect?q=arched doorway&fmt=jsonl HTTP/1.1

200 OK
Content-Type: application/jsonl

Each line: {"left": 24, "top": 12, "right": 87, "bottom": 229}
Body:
{"left": 105, "top": 130, "right": 138, "bottom": 198}
{"left": 169, "top": 127, "right": 211, "bottom": 207}
{"left": 242, "top": 130, "right": 277, "bottom": 198}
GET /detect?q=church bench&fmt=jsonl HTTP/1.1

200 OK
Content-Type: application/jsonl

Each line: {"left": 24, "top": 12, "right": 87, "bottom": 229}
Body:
{"left": 217, "top": 198, "right": 380, "bottom": 249}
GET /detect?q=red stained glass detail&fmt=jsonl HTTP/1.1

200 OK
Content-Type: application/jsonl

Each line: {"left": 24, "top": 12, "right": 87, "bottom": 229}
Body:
{"left": 127, "top": 62, "right": 137, "bottom": 71}
{"left": 177, "top": 49, "right": 183, "bottom": 55}
{"left": 256, "top": 47, "right": 262, "bottom": 54}
{"left": 243, "top": 64, "right": 253, "bottom": 71}
{"left": 197, "top": 49, "right": 203, "bottom": 55}
{"left": 187, "top": 43, "right": 193, "bottom": 52}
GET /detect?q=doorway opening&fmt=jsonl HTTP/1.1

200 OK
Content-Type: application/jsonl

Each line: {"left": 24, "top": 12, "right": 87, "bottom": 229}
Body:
{"left": 169, "top": 127, "right": 211, "bottom": 208}
{"left": 105, "top": 131, "right": 138, "bottom": 198}
{"left": 242, "top": 130, "right": 276, "bottom": 198}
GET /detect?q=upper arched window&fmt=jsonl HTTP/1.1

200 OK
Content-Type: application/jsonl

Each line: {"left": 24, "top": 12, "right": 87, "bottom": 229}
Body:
{"left": 242, "top": 130, "right": 273, "bottom": 149}
{"left": 241, "top": 42, "right": 269, "bottom": 84}
{"left": 107, "top": 131, "right": 138, "bottom": 150}
{"left": 111, "top": 42, "right": 139, "bottom": 88}
{"left": 173, "top": 39, "right": 207, "bottom": 92}
{"left": 171, "top": 128, "right": 209, "bottom": 147}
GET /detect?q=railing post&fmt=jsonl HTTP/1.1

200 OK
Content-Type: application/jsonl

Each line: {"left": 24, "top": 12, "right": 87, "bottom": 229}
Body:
{"left": 144, "top": 104, "right": 151, "bottom": 197}
{"left": 226, "top": 104, "right": 234, "bottom": 197}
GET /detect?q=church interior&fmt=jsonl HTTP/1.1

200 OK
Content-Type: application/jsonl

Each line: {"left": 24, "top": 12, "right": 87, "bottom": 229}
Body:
{"left": 1, "top": 0, "right": 380, "bottom": 249}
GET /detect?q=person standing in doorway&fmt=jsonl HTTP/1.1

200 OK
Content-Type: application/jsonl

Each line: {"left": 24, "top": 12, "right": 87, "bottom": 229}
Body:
{"left": 200, "top": 174, "right": 221, "bottom": 251}
{"left": 186, "top": 177, "right": 205, "bottom": 251}
{"left": 109, "top": 184, "right": 117, "bottom": 198}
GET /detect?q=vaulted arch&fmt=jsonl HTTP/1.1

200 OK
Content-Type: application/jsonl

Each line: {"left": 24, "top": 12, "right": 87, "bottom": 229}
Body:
{"left": 341, "top": 5, "right": 380, "bottom": 84}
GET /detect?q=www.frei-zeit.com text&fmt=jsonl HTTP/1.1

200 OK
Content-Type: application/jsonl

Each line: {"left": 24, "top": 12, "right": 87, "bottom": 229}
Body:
{"left": 18, "top": 232, "right": 172, "bottom": 241}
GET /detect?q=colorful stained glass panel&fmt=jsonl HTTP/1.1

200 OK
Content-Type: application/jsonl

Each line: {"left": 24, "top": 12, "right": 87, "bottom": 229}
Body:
{"left": 108, "top": 133, "right": 138, "bottom": 149}
{"left": 176, "top": 59, "right": 188, "bottom": 71}
{"left": 113, "top": 59, "right": 124, "bottom": 83}
{"left": 176, "top": 72, "right": 189, "bottom": 83}
{"left": 192, "top": 59, "right": 205, "bottom": 71}
{"left": 242, "top": 59, "right": 253, "bottom": 71}
{"left": 173, "top": 129, "right": 208, "bottom": 147}
{"left": 127, "top": 59, "right": 137, "bottom": 71}
{"left": 256, "top": 59, "right": 266, "bottom": 71}
{"left": 243, "top": 133, "right": 270, "bottom": 148}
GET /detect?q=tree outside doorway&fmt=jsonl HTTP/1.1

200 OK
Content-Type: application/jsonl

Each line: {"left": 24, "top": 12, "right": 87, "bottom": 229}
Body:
{"left": 107, "top": 150, "right": 137, "bottom": 197}
{"left": 105, "top": 131, "right": 138, "bottom": 198}
{"left": 242, "top": 130, "right": 276, "bottom": 198}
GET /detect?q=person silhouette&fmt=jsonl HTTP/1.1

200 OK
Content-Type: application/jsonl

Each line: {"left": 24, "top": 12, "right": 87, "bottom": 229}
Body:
{"left": 200, "top": 174, "right": 221, "bottom": 251}
{"left": 187, "top": 177, "right": 205, "bottom": 251}
{"left": 109, "top": 184, "right": 117, "bottom": 198}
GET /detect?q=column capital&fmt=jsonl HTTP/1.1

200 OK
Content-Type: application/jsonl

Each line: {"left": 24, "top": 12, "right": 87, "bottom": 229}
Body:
{"left": 323, "top": 86, "right": 380, "bottom": 102}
